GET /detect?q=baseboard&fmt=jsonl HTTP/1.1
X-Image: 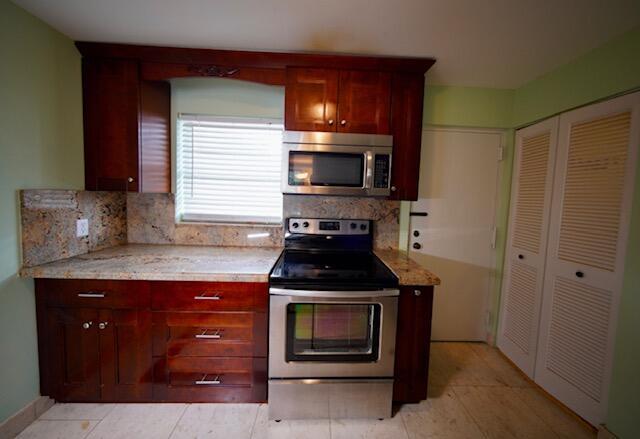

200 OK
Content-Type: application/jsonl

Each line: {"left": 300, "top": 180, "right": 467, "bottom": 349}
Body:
{"left": 597, "top": 424, "right": 618, "bottom": 439}
{"left": 0, "top": 396, "right": 54, "bottom": 439}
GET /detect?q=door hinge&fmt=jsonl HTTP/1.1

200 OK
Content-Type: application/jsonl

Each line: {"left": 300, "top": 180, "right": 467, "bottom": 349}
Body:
{"left": 497, "top": 146, "right": 504, "bottom": 161}
{"left": 491, "top": 226, "right": 497, "bottom": 249}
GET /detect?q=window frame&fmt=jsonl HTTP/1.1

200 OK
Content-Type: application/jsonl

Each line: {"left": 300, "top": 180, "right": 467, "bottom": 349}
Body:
{"left": 175, "top": 113, "right": 284, "bottom": 225}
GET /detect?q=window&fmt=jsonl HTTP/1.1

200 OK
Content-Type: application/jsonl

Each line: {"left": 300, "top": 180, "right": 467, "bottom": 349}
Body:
{"left": 176, "top": 114, "right": 284, "bottom": 224}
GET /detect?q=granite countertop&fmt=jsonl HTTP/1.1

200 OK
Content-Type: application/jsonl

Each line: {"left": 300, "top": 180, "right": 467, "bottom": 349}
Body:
{"left": 375, "top": 249, "right": 441, "bottom": 286}
{"left": 20, "top": 244, "right": 284, "bottom": 283}
{"left": 20, "top": 243, "right": 440, "bottom": 287}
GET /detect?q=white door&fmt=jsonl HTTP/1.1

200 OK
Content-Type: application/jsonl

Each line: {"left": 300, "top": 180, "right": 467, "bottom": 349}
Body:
{"left": 497, "top": 118, "right": 559, "bottom": 377}
{"left": 534, "top": 92, "right": 640, "bottom": 425}
{"left": 409, "top": 128, "right": 502, "bottom": 341}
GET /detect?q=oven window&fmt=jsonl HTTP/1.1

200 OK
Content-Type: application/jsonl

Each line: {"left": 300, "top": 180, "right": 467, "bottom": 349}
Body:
{"left": 288, "top": 152, "right": 365, "bottom": 187}
{"left": 286, "top": 303, "right": 381, "bottom": 362}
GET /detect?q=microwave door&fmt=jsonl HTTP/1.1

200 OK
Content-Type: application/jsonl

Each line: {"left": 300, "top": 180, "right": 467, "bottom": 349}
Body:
{"left": 283, "top": 147, "right": 370, "bottom": 195}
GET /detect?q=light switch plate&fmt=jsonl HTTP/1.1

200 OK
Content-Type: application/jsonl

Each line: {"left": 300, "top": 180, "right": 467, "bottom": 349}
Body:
{"left": 76, "top": 218, "right": 89, "bottom": 238}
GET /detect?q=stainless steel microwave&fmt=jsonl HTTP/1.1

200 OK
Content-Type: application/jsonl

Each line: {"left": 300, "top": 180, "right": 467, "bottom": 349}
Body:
{"left": 282, "top": 131, "right": 393, "bottom": 196}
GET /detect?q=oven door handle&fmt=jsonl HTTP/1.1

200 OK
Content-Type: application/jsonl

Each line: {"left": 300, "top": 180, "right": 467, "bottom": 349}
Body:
{"left": 269, "top": 288, "right": 399, "bottom": 298}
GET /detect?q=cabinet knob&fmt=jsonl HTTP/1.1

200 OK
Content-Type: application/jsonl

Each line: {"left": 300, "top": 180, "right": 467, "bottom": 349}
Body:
{"left": 576, "top": 271, "right": 584, "bottom": 278}
{"left": 518, "top": 254, "right": 524, "bottom": 260}
{"left": 98, "top": 322, "right": 109, "bottom": 330}
{"left": 413, "top": 242, "right": 422, "bottom": 250}
{"left": 127, "top": 177, "right": 134, "bottom": 183}
{"left": 82, "top": 321, "right": 92, "bottom": 330}
{"left": 340, "top": 120, "right": 347, "bottom": 126}
{"left": 390, "top": 186, "right": 397, "bottom": 192}
{"left": 414, "top": 289, "right": 422, "bottom": 297}
{"left": 413, "top": 230, "right": 420, "bottom": 237}
{"left": 327, "top": 119, "right": 334, "bottom": 126}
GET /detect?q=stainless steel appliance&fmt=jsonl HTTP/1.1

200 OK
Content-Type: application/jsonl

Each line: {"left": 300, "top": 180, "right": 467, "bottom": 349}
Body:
{"left": 282, "top": 131, "right": 393, "bottom": 196}
{"left": 268, "top": 218, "right": 399, "bottom": 420}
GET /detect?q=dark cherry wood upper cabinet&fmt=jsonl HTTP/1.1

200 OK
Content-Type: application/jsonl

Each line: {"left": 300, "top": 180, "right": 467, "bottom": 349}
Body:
{"left": 99, "top": 309, "right": 153, "bottom": 401}
{"left": 82, "top": 58, "right": 140, "bottom": 191}
{"left": 139, "top": 80, "right": 171, "bottom": 192}
{"left": 46, "top": 307, "right": 101, "bottom": 401}
{"left": 337, "top": 70, "right": 391, "bottom": 134}
{"left": 393, "top": 285, "right": 434, "bottom": 403}
{"left": 82, "top": 57, "right": 171, "bottom": 192}
{"left": 389, "top": 72, "right": 425, "bottom": 200}
{"left": 285, "top": 68, "right": 338, "bottom": 132}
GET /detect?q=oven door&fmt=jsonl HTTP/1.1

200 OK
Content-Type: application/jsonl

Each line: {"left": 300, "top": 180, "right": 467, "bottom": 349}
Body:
{"left": 268, "top": 288, "right": 398, "bottom": 378}
{"left": 282, "top": 143, "right": 392, "bottom": 196}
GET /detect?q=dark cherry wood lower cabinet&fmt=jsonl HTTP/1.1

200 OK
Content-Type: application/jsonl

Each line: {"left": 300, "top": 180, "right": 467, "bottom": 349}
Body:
{"left": 393, "top": 285, "right": 434, "bottom": 403}
{"left": 35, "top": 279, "right": 267, "bottom": 403}
{"left": 45, "top": 307, "right": 101, "bottom": 401}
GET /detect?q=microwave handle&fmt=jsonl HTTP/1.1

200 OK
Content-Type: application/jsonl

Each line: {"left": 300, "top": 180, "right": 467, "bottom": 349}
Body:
{"left": 364, "top": 152, "right": 374, "bottom": 189}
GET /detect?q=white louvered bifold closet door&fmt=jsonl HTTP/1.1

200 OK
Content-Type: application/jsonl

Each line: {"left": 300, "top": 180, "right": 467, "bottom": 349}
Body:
{"left": 534, "top": 92, "right": 640, "bottom": 425}
{"left": 497, "top": 118, "right": 558, "bottom": 377}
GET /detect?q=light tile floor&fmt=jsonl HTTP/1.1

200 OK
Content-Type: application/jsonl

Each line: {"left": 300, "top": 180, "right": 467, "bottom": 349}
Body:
{"left": 16, "top": 342, "right": 596, "bottom": 439}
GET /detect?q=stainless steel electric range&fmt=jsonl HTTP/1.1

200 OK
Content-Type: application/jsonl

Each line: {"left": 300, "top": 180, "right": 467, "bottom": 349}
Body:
{"left": 268, "top": 218, "right": 399, "bottom": 420}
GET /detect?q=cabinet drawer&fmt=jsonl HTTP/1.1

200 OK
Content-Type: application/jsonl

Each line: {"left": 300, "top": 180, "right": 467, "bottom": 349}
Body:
{"left": 152, "top": 357, "right": 267, "bottom": 402}
{"left": 152, "top": 312, "right": 267, "bottom": 357}
{"left": 41, "top": 279, "right": 149, "bottom": 309}
{"left": 150, "top": 281, "right": 267, "bottom": 311}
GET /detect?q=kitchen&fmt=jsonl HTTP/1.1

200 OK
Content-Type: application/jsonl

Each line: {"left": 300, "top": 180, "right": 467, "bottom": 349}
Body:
{"left": 1, "top": 1, "right": 640, "bottom": 439}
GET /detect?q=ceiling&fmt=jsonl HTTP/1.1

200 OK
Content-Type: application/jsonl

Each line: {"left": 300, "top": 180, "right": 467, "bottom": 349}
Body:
{"left": 13, "top": 0, "right": 640, "bottom": 88}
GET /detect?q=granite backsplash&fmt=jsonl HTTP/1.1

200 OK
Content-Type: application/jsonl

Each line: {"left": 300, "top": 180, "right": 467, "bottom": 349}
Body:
{"left": 20, "top": 190, "right": 127, "bottom": 267}
{"left": 127, "top": 193, "right": 399, "bottom": 250}
{"left": 20, "top": 190, "right": 400, "bottom": 267}
{"left": 127, "top": 193, "right": 284, "bottom": 248}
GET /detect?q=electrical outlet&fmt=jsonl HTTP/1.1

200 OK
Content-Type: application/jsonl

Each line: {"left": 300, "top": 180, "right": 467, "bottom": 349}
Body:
{"left": 76, "top": 218, "right": 89, "bottom": 238}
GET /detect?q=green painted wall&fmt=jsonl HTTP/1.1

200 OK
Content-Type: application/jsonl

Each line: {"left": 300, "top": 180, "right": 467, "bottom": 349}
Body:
{"left": 424, "top": 84, "right": 514, "bottom": 128}
{"left": 0, "top": 0, "right": 83, "bottom": 423}
{"left": 169, "top": 77, "right": 284, "bottom": 193}
{"left": 512, "top": 27, "right": 640, "bottom": 127}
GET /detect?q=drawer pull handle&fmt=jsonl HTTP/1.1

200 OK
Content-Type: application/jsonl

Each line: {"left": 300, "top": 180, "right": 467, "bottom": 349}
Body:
{"left": 194, "top": 293, "right": 222, "bottom": 300}
{"left": 77, "top": 291, "right": 106, "bottom": 298}
{"left": 195, "top": 374, "right": 221, "bottom": 385}
{"left": 195, "top": 329, "right": 222, "bottom": 339}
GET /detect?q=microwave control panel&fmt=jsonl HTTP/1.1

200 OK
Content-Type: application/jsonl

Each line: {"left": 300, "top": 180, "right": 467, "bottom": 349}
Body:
{"left": 373, "top": 155, "right": 391, "bottom": 188}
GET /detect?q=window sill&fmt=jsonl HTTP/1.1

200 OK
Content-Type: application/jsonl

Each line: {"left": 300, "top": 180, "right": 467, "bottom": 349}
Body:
{"left": 176, "top": 220, "right": 283, "bottom": 228}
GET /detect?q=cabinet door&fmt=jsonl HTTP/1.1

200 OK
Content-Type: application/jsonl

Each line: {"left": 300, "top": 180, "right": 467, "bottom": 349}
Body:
{"left": 83, "top": 58, "right": 140, "bottom": 191}
{"left": 46, "top": 308, "right": 100, "bottom": 401}
{"left": 389, "top": 72, "right": 424, "bottom": 200}
{"left": 393, "top": 286, "right": 434, "bottom": 403}
{"left": 285, "top": 68, "right": 338, "bottom": 132}
{"left": 99, "top": 309, "right": 152, "bottom": 401}
{"left": 497, "top": 118, "right": 558, "bottom": 377}
{"left": 337, "top": 70, "right": 391, "bottom": 134}
{"left": 534, "top": 92, "right": 640, "bottom": 426}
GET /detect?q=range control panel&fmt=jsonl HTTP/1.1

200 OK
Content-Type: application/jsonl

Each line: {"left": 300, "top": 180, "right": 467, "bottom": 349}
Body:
{"left": 287, "top": 218, "right": 370, "bottom": 235}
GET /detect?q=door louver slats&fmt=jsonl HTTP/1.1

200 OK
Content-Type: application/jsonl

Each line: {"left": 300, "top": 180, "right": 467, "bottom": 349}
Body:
{"left": 512, "top": 132, "right": 551, "bottom": 254}
{"left": 557, "top": 112, "right": 631, "bottom": 271}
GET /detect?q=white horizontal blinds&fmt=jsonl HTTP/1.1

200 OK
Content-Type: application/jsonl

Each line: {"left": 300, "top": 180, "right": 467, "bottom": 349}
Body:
{"left": 546, "top": 277, "right": 612, "bottom": 402}
{"left": 178, "top": 114, "right": 284, "bottom": 223}
{"left": 512, "top": 132, "right": 551, "bottom": 254}
{"left": 557, "top": 112, "right": 631, "bottom": 271}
